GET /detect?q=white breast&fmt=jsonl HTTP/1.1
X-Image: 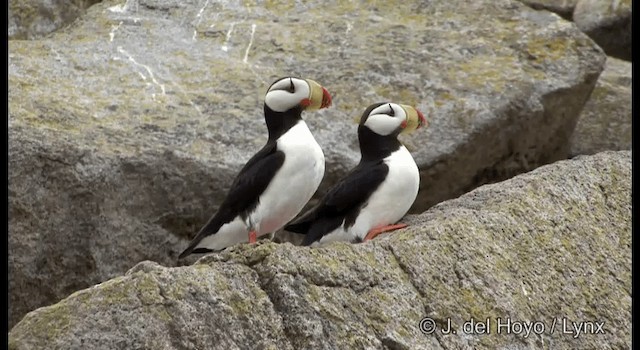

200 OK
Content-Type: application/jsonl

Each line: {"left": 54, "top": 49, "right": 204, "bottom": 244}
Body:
{"left": 317, "top": 145, "right": 419, "bottom": 245}
{"left": 250, "top": 120, "right": 325, "bottom": 236}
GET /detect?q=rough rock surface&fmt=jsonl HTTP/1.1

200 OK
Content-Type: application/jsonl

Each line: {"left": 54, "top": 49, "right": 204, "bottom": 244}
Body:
{"left": 570, "top": 57, "right": 631, "bottom": 156}
{"left": 8, "top": 0, "right": 605, "bottom": 328}
{"left": 573, "top": 0, "right": 632, "bottom": 61}
{"left": 518, "top": 0, "right": 578, "bottom": 20}
{"left": 8, "top": 0, "right": 102, "bottom": 40}
{"left": 9, "top": 150, "right": 631, "bottom": 349}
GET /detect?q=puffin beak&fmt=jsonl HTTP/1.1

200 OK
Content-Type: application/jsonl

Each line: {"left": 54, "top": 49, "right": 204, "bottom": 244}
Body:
{"left": 304, "top": 79, "right": 332, "bottom": 111}
{"left": 399, "top": 105, "right": 427, "bottom": 134}
{"left": 416, "top": 109, "right": 427, "bottom": 129}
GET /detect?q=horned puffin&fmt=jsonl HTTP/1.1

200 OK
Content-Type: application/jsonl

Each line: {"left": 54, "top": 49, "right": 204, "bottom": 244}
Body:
{"left": 284, "top": 102, "right": 427, "bottom": 246}
{"left": 178, "top": 77, "right": 332, "bottom": 259}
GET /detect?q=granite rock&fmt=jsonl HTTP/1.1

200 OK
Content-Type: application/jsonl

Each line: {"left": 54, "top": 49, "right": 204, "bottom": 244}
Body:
{"left": 8, "top": 0, "right": 606, "bottom": 327}
{"left": 573, "top": 0, "right": 632, "bottom": 60}
{"left": 9, "top": 151, "right": 631, "bottom": 349}
{"left": 570, "top": 57, "right": 631, "bottom": 156}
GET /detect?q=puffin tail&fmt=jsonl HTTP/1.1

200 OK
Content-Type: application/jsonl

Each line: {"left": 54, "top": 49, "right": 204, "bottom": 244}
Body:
{"left": 178, "top": 239, "right": 205, "bottom": 260}
{"left": 178, "top": 215, "right": 224, "bottom": 259}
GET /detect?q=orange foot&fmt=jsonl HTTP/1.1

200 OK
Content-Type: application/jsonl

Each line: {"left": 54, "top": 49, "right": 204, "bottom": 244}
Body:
{"left": 363, "top": 223, "right": 408, "bottom": 242}
{"left": 249, "top": 231, "right": 257, "bottom": 244}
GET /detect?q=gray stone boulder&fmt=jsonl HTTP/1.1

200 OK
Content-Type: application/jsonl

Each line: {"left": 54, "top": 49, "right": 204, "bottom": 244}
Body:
{"left": 516, "top": 0, "right": 631, "bottom": 61}
{"left": 8, "top": 0, "right": 605, "bottom": 328}
{"left": 8, "top": 0, "right": 101, "bottom": 40}
{"left": 9, "top": 150, "right": 631, "bottom": 349}
{"left": 518, "top": 0, "right": 578, "bottom": 19}
{"left": 570, "top": 57, "right": 631, "bottom": 156}
{"left": 573, "top": 0, "right": 632, "bottom": 60}
{"left": 8, "top": 127, "right": 220, "bottom": 329}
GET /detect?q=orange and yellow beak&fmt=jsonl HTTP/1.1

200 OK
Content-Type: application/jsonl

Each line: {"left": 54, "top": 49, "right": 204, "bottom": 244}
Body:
{"left": 399, "top": 105, "right": 428, "bottom": 134}
{"left": 303, "top": 79, "right": 332, "bottom": 111}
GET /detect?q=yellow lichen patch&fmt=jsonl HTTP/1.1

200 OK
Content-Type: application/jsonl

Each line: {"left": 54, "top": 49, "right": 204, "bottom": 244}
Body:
{"left": 303, "top": 243, "right": 378, "bottom": 277}
{"left": 525, "top": 35, "right": 573, "bottom": 63}
{"left": 521, "top": 63, "right": 548, "bottom": 81}
{"left": 398, "top": 88, "right": 420, "bottom": 106}
{"left": 263, "top": 0, "right": 296, "bottom": 12}
{"left": 304, "top": 283, "right": 324, "bottom": 304}
{"left": 458, "top": 287, "right": 496, "bottom": 322}
{"left": 309, "top": 287, "right": 350, "bottom": 323}
{"left": 135, "top": 273, "right": 164, "bottom": 305}
{"left": 437, "top": 90, "right": 456, "bottom": 103}
{"left": 188, "top": 138, "right": 213, "bottom": 158}
{"left": 374, "top": 86, "right": 419, "bottom": 105}
{"left": 227, "top": 292, "right": 253, "bottom": 315}
{"left": 94, "top": 275, "right": 137, "bottom": 306}
{"left": 453, "top": 55, "right": 521, "bottom": 93}
{"left": 11, "top": 302, "right": 71, "bottom": 344}
{"left": 21, "top": 114, "right": 83, "bottom": 134}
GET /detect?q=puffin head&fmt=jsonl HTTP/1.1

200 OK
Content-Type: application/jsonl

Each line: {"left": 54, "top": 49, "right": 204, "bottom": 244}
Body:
{"left": 358, "top": 102, "right": 427, "bottom": 136}
{"left": 264, "top": 77, "right": 332, "bottom": 113}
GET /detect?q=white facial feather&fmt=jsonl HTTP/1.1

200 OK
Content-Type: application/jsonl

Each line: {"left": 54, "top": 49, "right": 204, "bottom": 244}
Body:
{"left": 264, "top": 77, "right": 311, "bottom": 112}
{"left": 363, "top": 103, "right": 408, "bottom": 136}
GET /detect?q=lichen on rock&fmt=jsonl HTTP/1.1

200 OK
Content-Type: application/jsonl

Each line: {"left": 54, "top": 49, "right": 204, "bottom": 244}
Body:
{"left": 8, "top": 0, "right": 608, "bottom": 331}
{"left": 9, "top": 151, "right": 631, "bottom": 349}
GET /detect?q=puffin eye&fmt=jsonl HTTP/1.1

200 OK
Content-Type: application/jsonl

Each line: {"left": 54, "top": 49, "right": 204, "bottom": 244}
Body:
{"left": 288, "top": 78, "right": 295, "bottom": 93}
{"left": 388, "top": 104, "right": 395, "bottom": 116}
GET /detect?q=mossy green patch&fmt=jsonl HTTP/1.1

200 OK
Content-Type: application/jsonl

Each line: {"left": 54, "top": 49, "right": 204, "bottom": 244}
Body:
{"left": 263, "top": 0, "right": 296, "bottom": 12}
{"left": 525, "top": 35, "right": 572, "bottom": 63}
{"left": 165, "top": 280, "right": 188, "bottom": 300}
{"left": 11, "top": 302, "right": 72, "bottom": 344}
{"left": 135, "top": 273, "right": 164, "bottom": 305}
{"left": 454, "top": 55, "right": 521, "bottom": 93}
{"left": 95, "top": 275, "right": 137, "bottom": 306}
{"left": 227, "top": 292, "right": 253, "bottom": 315}
{"left": 374, "top": 87, "right": 419, "bottom": 106}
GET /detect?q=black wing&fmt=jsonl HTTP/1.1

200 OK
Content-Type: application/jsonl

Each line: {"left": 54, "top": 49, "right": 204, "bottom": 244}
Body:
{"left": 285, "top": 160, "right": 388, "bottom": 245}
{"left": 179, "top": 142, "right": 285, "bottom": 258}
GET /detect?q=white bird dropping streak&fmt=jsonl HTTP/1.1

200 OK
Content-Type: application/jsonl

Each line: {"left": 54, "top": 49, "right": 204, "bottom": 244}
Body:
{"left": 108, "top": 0, "right": 138, "bottom": 13}
{"left": 193, "top": 0, "right": 210, "bottom": 41}
{"left": 117, "top": 47, "right": 166, "bottom": 99}
{"left": 49, "top": 47, "right": 63, "bottom": 62}
{"left": 109, "top": 21, "right": 123, "bottom": 42}
{"left": 108, "top": 3, "right": 127, "bottom": 13}
{"left": 243, "top": 24, "right": 256, "bottom": 63}
{"left": 221, "top": 22, "right": 236, "bottom": 52}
